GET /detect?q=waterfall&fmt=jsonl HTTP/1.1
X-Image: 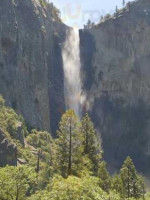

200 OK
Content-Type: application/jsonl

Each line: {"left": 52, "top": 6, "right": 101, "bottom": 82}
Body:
{"left": 62, "top": 28, "right": 82, "bottom": 116}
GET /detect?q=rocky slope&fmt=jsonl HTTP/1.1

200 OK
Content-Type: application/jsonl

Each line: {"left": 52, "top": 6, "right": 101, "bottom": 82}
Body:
{"left": 0, "top": 129, "right": 17, "bottom": 166}
{"left": 0, "top": 0, "right": 67, "bottom": 135}
{"left": 80, "top": 0, "right": 150, "bottom": 174}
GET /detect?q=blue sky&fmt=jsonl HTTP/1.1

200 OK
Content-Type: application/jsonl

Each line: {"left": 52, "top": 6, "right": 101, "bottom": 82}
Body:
{"left": 51, "top": 0, "right": 134, "bottom": 28}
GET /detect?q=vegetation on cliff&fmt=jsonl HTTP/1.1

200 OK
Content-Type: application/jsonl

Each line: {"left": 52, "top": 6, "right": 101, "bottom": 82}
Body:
{"left": 39, "top": 0, "right": 61, "bottom": 22}
{"left": 0, "top": 96, "right": 149, "bottom": 200}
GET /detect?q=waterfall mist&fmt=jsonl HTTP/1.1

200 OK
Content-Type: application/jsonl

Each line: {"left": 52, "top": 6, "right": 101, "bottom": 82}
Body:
{"left": 62, "top": 28, "right": 82, "bottom": 116}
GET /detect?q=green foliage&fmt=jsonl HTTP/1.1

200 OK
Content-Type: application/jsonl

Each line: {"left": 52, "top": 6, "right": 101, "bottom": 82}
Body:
{"left": 111, "top": 174, "right": 124, "bottom": 194}
{"left": 47, "top": 2, "right": 61, "bottom": 21}
{"left": 27, "top": 130, "right": 56, "bottom": 164}
{"left": 84, "top": 19, "right": 95, "bottom": 29}
{"left": 26, "top": 130, "right": 57, "bottom": 187}
{"left": 0, "top": 97, "right": 148, "bottom": 200}
{"left": 81, "top": 113, "right": 102, "bottom": 174}
{"left": 145, "top": 192, "right": 150, "bottom": 200}
{"left": 104, "top": 13, "right": 112, "bottom": 20}
{"left": 98, "top": 161, "right": 111, "bottom": 192}
{"left": 39, "top": 0, "right": 47, "bottom": 8}
{"left": 0, "top": 95, "right": 5, "bottom": 106}
{"left": 120, "top": 156, "right": 146, "bottom": 199}
{"left": 28, "top": 175, "right": 121, "bottom": 200}
{"left": 17, "top": 144, "right": 37, "bottom": 167}
{"left": 27, "top": 130, "right": 54, "bottom": 154}
{"left": 38, "top": 0, "right": 61, "bottom": 22}
{"left": 0, "top": 95, "right": 28, "bottom": 142}
{"left": 56, "top": 110, "right": 84, "bottom": 177}
{"left": 0, "top": 165, "right": 37, "bottom": 200}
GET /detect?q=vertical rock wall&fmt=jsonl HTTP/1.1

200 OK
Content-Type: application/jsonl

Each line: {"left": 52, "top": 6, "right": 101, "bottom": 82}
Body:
{"left": 80, "top": 0, "right": 150, "bottom": 174}
{"left": 0, "top": 0, "right": 68, "bottom": 134}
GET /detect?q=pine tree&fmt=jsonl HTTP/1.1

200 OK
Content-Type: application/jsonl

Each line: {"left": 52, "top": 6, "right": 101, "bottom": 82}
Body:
{"left": 111, "top": 174, "right": 123, "bottom": 195}
{"left": 120, "top": 157, "right": 137, "bottom": 198}
{"left": 100, "top": 15, "right": 104, "bottom": 23}
{"left": 115, "top": 6, "right": 118, "bottom": 14}
{"left": 0, "top": 95, "right": 5, "bottom": 106}
{"left": 56, "top": 110, "right": 83, "bottom": 177}
{"left": 123, "top": 0, "right": 125, "bottom": 7}
{"left": 120, "top": 156, "right": 146, "bottom": 199}
{"left": 81, "top": 113, "right": 102, "bottom": 174}
{"left": 135, "top": 175, "right": 146, "bottom": 199}
{"left": 98, "top": 161, "right": 111, "bottom": 192}
{"left": 36, "top": 149, "right": 41, "bottom": 174}
{"left": 87, "top": 19, "right": 92, "bottom": 29}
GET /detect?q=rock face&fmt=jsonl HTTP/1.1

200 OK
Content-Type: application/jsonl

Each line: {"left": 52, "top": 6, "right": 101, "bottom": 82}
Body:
{"left": 0, "top": 129, "right": 17, "bottom": 166}
{"left": 0, "top": 0, "right": 67, "bottom": 135}
{"left": 80, "top": 0, "right": 150, "bottom": 174}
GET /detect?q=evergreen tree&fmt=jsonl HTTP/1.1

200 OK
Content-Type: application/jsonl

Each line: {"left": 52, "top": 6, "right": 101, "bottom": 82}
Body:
{"left": 100, "top": 15, "right": 104, "bottom": 23}
{"left": 98, "top": 161, "right": 111, "bottom": 192}
{"left": 111, "top": 174, "right": 123, "bottom": 195}
{"left": 0, "top": 95, "right": 5, "bottom": 106}
{"left": 135, "top": 176, "right": 146, "bottom": 200}
{"left": 120, "top": 156, "right": 145, "bottom": 199}
{"left": 27, "top": 130, "right": 56, "bottom": 174}
{"left": 115, "top": 6, "right": 118, "bottom": 14}
{"left": 56, "top": 110, "right": 83, "bottom": 177}
{"left": 84, "top": 19, "right": 95, "bottom": 29}
{"left": 81, "top": 113, "right": 102, "bottom": 174}
{"left": 120, "top": 156, "right": 137, "bottom": 198}
{"left": 123, "top": 0, "right": 125, "bottom": 7}
{"left": 87, "top": 19, "right": 92, "bottom": 29}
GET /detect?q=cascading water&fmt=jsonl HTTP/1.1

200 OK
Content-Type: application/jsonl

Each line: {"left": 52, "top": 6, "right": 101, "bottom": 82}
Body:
{"left": 62, "top": 28, "right": 82, "bottom": 116}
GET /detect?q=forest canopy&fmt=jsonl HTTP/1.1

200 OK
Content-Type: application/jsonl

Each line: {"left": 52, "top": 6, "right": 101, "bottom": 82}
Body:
{"left": 0, "top": 96, "right": 148, "bottom": 200}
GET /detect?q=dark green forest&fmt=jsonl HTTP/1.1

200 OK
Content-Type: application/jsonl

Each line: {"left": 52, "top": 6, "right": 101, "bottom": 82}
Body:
{"left": 0, "top": 95, "right": 149, "bottom": 200}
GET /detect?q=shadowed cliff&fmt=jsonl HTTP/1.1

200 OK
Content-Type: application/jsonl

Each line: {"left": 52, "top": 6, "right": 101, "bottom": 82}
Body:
{"left": 0, "top": 0, "right": 67, "bottom": 135}
{"left": 80, "top": 0, "right": 150, "bottom": 174}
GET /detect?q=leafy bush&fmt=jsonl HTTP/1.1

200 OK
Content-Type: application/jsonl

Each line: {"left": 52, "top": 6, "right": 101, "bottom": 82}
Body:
{"left": 0, "top": 166, "right": 37, "bottom": 200}
{"left": 28, "top": 175, "right": 121, "bottom": 200}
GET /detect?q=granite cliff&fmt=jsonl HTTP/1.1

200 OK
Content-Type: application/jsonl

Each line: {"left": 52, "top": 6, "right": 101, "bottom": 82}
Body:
{"left": 80, "top": 0, "right": 150, "bottom": 174}
{"left": 0, "top": 0, "right": 67, "bottom": 135}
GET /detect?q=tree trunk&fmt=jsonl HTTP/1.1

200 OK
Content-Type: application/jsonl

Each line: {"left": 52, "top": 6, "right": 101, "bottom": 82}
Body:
{"left": 127, "top": 166, "right": 130, "bottom": 198}
{"left": 68, "top": 118, "right": 72, "bottom": 176}
{"left": 16, "top": 185, "right": 19, "bottom": 200}
{"left": 36, "top": 150, "right": 40, "bottom": 173}
{"left": 85, "top": 124, "right": 88, "bottom": 154}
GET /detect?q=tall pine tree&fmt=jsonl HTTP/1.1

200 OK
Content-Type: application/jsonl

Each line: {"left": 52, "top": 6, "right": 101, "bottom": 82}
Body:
{"left": 120, "top": 156, "right": 145, "bottom": 199}
{"left": 56, "top": 110, "right": 83, "bottom": 177}
{"left": 111, "top": 174, "right": 123, "bottom": 195}
{"left": 98, "top": 161, "right": 111, "bottom": 192}
{"left": 123, "top": 0, "right": 125, "bottom": 7}
{"left": 81, "top": 113, "right": 102, "bottom": 174}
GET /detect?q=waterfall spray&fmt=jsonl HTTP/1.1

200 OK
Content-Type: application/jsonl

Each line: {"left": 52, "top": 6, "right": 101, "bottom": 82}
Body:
{"left": 62, "top": 28, "right": 82, "bottom": 116}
